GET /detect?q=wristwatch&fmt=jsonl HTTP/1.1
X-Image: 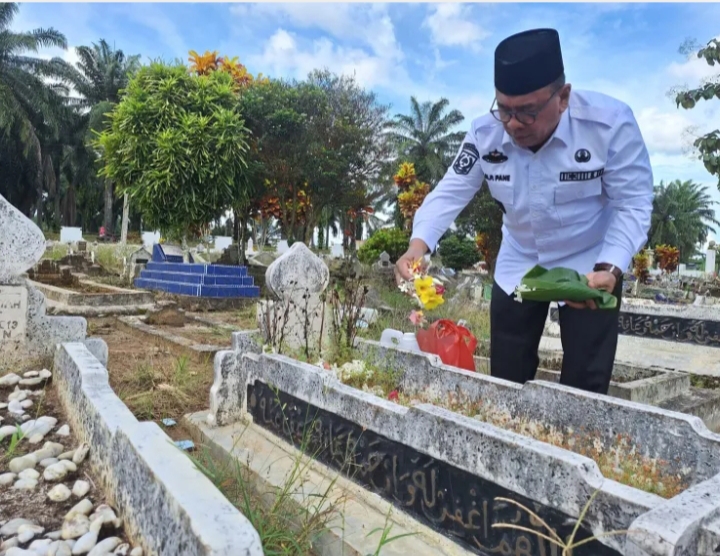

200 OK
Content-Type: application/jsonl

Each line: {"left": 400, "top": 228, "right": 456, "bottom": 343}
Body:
{"left": 594, "top": 263, "right": 623, "bottom": 280}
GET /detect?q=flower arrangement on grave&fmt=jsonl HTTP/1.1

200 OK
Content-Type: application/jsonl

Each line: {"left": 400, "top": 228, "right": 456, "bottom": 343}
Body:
{"left": 397, "top": 258, "right": 445, "bottom": 314}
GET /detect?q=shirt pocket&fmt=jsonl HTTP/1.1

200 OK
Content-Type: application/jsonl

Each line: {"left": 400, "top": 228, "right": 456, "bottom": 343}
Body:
{"left": 487, "top": 182, "right": 516, "bottom": 224}
{"left": 553, "top": 179, "right": 604, "bottom": 226}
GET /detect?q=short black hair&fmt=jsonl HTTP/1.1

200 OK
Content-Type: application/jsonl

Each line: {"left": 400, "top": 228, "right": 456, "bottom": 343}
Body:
{"left": 549, "top": 73, "right": 566, "bottom": 90}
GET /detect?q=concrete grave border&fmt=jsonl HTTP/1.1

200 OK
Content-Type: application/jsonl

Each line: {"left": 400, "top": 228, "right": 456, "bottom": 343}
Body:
{"left": 53, "top": 341, "right": 263, "bottom": 556}
{"left": 201, "top": 329, "right": 720, "bottom": 555}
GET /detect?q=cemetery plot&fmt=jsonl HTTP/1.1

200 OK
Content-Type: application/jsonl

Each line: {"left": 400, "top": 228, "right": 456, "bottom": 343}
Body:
{"left": 0, "top": 363, "right": 142, "bottom": 556}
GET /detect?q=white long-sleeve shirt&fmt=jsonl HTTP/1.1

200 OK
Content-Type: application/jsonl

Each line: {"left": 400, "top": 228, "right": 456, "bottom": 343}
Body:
{"left": 411, "top": 89, "right": 654, "bottom": 295}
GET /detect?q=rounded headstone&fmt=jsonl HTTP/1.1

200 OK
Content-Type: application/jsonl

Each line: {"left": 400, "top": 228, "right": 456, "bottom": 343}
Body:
{"left": 265, "top": 242, "right": 329, "bottom": 299}
{"left": 0, "top": 194, "right": 46, "bottom": 281}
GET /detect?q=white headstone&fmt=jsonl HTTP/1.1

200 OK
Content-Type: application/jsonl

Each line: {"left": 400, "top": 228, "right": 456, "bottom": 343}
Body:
{"left": 214, "top": 236, "right": 233, "bottom": 253}
{"left": 247, "top": 238, "right": 254, "bottom": 252}
{"left": 142, "top": 231, "right": 161, "bottom": 250}
{"left": 59, "top": 227, "right": 83, "bottom": 243}
{"left": 707, "top": 249, "right": 717, "bottom": 276}
{"left": 330, "top": 244, "right": 344, "bottom": 258}
{"left": 259, "top": 242, "right": 331, "bottom": 352}
{"left": 0, "top": 286, "right": 28, "bottom": 342}
{"left": 0, "top": 194, "right": 46, "bottom": 282}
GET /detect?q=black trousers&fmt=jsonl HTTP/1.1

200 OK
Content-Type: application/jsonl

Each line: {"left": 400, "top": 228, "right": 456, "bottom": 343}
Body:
{"left": 489, "top": 278, "right": 622, "bottom": 395}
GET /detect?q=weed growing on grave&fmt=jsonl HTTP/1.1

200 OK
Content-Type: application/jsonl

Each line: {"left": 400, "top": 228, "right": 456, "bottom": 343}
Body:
{"left": 189, "top": 390, "right": 412, "bottom": 555}
{"left": 492, "top": 490, "right": 628, "bottom": 556}
{"left": 385, "top": 389, "right": 689, "bottom": 498}
{"left": 117, "top": 354, "right": 209, "bottom": 421}
{"left": 326, "top": 274, "right": 370, "bottom": 365}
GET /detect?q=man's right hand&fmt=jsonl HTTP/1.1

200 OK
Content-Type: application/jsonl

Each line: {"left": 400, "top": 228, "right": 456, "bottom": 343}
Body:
{"left": 394, "top": 239, "right": 430, "bottom": 284}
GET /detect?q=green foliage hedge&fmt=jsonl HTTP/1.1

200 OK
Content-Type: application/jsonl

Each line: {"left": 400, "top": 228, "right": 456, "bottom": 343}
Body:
{"left": 358, "top": 228, "right": 410, "bottom": 265}
{"left": 438, "top": 234, "right": 480, "bottom": 270}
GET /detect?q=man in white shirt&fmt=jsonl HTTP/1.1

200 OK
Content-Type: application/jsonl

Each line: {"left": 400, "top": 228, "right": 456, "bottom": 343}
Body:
{"left": 395, "top": 28, "right": 653, "bottom": 395}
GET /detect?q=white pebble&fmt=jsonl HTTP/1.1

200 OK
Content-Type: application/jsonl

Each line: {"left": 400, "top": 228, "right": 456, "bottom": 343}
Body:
{"left": 48, "top": 484, "right": 72, "bottom": 502}
{"left": 21, "top": 416, "right": 57, "bottom": 438}
{"left": 18, "top": 468, "right": 40, "bottom": 480}
{"left": 8, "top": 399, "right": 25, "bottom": 415}
{"left": 5, "top": 547, "right": 37, "bottom": 556}
{"left": 16, "top": 523, "right": 44, "bottom": 543}
{"left": 39, "top": 369, "right": 53, "bottom": 379}
{"left": 19, "top": 377, "right": 44, "bottom": 386}
{"left": 129, "top": 548, "right": 143, "bottom": 556}
{"left": 0, "top": 424, "right": 19, "bottom": 440}
{"left": 46, "top": 531, "right": 62, "bottom": 540}
{"left": 88, "top": 505, "right": 119, "bottom": 528}
{"left": 9, "top": 454, "right": 37, "bottom": 473}
{"left": 0, "top": 472, "right": 16, "bottom": 486}
{"left": 56, "top": 425, "right": 71, "bottom": 437}
{"left": 20, "top": 399, "right": 33, "bottom": 408}
{"left": 23, "top": 371, "right": 40, "bottom": 378}
{"left": 0, "top": 373, "right": 21, "bottom": 386}
{"left": 70, "top": 518, "right": 102, "bottom": 554}
{"left": 72, "top": 481, "right": 90, "bottom": 498}
{"left": 8, "top": 389, "right": 27, "bottom": 401}
{"left": 49, "top": 541, "right": 73, "bottom": 556}
{"left": 62, "top": 460, "right": 78, "bottom": 473}
{"left": 12, "top": 478, "right": 38, "bottom": 490}
{"left": 0, "top": 536, "right": 19, "bottom": 550}
{"left": 66, "top": 498, "right": 93, "bottom": 520}
{"left": 0, "top": 518, "right": 35, "bottom": 536}
{"left": 29, "top": 538, "right": 52, "bottom": 553}
{"left": 34, "top": 442, "right": 65, "bottom": 461}
{"left": 40, "top": 457, "right": 60, "bottom": 468}
{"left": 72, "top": 444, "right": 89, "bottom": 465}
{"left": 58, "top": 450, "right": 75, "bottom": 461}
{"left": 0, "top": 402, "right": 7, "bottom": 409}
{"left": 44, "top": 462, "right": 70, "bottom": 482}
{"left": 61, "top": 515, "right": 89, "bottom": 540}
{"left": 87, "top": 537, "right": 121, "bottom": 556}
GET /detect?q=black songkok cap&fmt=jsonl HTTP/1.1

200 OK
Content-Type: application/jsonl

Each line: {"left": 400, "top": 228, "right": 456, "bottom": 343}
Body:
{"left": 494, "top": 28, "right": 564, "bottom": 96}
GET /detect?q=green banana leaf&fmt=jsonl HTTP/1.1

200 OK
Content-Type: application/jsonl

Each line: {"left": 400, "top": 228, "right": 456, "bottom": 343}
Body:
{"left": 515, "top": 265, "right": 617, "bottom": 309}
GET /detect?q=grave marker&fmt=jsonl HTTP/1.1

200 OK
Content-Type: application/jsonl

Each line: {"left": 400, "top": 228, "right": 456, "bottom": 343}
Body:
{"left": 0, "top": 286, "right": 27, "bottom": 342}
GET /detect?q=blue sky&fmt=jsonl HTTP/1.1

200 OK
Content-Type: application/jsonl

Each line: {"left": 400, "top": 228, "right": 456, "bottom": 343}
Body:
{"left": 12, "top": 2, "right": 720, "bottom": 243}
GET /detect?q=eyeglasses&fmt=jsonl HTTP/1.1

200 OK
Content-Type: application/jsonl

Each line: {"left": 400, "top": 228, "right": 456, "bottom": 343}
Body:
{"left": 490, "top": 87, "right": 562, "bottom": 125}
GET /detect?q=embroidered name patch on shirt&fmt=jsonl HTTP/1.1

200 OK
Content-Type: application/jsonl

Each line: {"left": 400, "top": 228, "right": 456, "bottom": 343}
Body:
{"left": 559, "top": 168, "right": 604, "bottom": 182}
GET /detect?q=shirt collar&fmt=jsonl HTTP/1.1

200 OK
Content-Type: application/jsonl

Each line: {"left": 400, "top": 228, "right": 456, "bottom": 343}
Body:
{"left": 500, "top": 107, "right": 571, "bottom": 150}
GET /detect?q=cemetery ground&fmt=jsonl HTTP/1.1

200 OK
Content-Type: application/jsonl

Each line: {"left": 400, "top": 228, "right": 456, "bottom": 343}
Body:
{"left": 7, "top": 236, "right": 720, "bottom": 555}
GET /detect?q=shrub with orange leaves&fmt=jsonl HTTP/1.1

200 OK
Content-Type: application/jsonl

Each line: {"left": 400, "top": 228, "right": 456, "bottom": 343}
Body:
{"left": 393, "top": 162, "right": 417, "bottom": 192}
{"left": 654, "top": 244, "right": 680, "bottom": 274}
{"left": 188, "top": 50, "right": 268, "bottom": 91}
{"left": 633, "top": 250, "right": 651, "bottom": 284}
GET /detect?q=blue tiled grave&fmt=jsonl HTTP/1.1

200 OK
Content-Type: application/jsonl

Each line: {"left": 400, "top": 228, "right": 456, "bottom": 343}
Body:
{"left": 134, "top": 244, "right": 259, "bottom": 298}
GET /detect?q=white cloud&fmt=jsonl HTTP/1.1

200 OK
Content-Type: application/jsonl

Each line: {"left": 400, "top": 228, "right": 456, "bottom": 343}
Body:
{"left": 229, "top": 3, "right": 403, "bottom": 61}
{"left": 635, "top": 107, "right": 698, "bottom": 156}
{"left": 250, "top": 29, "right": 409, "bottom": 92}
{"left": 422, "top": 4, "right": 489, "bottom": 52}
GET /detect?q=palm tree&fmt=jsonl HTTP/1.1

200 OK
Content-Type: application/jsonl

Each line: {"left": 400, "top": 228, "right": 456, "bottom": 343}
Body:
{"left": 0, "top": 2, "right": 69, "bottom": 225}
{"left": 649, "top": 179, "right": 720, "bottom": 261}
{"left": 52, "top": 39, "right": 140, "bottom": 235}
{"left": 385, "top": 97, "right": 465, "bottom": 185}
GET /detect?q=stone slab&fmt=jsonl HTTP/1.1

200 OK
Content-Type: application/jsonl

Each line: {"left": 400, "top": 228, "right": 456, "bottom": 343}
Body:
{"left": 29, "top": 279, "right": 154, "bottom": 307}
{"left": 53, "top": 342, "right": 263, "bottom": 556}
{"left": 0, "top": 193, "right": 46, "bottom": 281}
{"left": 185, "top": 411, "right": 474, "bottom": 556}
{"left": 540, "top": 334, "right": 720, "bottom": 377}
{"left": 117, "top": 315, "right": 229, "bottom": 354}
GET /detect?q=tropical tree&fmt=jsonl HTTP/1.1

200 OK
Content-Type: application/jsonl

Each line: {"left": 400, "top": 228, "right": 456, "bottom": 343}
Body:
{"left": 454, "top": 180, "right": 504, "bottom": 273}
{"left": 385, "top": 97, "right": 465, "bottom": 185}
{"left": 674, "top": 37, "right": 720, "bottom": 191}
{"left": 0, "top": 2, "right": 69, "bottom": 225}
{"left": 95, "top": 62, "right": 251, "bottom": 248}
{"left": 649, "top": 179, "right": 720, "bottom": 262}
{"left": 52, "top": 39, "right": 141, "bottom": 234}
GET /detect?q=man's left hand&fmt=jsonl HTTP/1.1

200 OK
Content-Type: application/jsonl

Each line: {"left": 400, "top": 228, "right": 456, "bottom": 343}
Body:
{"left": 564, "top": 271, "right": 617, "bottom": 310}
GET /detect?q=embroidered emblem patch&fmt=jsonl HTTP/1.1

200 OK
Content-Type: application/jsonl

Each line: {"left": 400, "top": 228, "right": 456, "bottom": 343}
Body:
{"left": 481, "top": 149, "right": 508, "bottom": 164}
{"left": 559, "top": 168, "right": 604, "bottom": 182}
{"left": 574, "top": 148, "right": 591, "bottom": 163}
{"left": 453, "top": 143, "right": 480, "bottom": 175}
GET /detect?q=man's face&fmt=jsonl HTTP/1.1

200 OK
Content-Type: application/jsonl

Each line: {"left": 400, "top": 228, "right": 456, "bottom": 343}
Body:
{"left": 494, "top": 84, "right": 571, "bottom": 149}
